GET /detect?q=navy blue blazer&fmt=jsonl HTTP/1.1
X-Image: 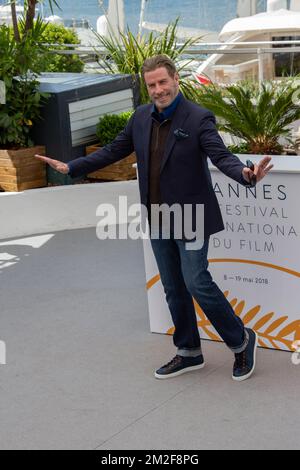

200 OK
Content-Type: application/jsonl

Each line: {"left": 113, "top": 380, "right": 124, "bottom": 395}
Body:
{"left": 68, "top": 97, "right": 249, "bottom": 238}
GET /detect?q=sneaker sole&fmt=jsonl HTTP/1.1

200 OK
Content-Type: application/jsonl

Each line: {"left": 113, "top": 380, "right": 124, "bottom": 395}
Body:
{"left": 154, "top": 362, "right": 206, "bottom": 380}
{"left": 232, "top": 331, "right": 258, "bottom": 382}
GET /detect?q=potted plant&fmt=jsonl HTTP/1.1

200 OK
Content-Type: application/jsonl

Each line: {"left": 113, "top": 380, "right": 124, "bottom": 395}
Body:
{"left": 193, "top": 79, "right": 300, "bottom": 156}
{"left": 86, "top": 111, "right": 137, "bottom": 181}
{"left": 0, "top": 1, "right": 60, "bottom": 192}
{"left": 0, "top": 24, "right": 48, "bottom": 191}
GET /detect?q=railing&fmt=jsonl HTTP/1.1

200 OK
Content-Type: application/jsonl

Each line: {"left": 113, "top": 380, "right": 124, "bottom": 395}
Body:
{"left": 42, "top": 39, "right": 300, "bottom": 50}
{"left": 41, "top": 39, "right": 300, "bottom": 82}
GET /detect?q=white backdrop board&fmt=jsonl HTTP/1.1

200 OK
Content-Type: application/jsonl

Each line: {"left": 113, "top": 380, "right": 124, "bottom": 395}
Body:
{"left": 143, "top": 155, "right": 300, "bottom": 352}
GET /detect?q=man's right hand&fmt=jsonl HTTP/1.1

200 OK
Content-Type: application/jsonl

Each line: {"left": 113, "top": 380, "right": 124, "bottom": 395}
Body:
{"left": 35, "top": 154, "right": 69, "bottom": 175}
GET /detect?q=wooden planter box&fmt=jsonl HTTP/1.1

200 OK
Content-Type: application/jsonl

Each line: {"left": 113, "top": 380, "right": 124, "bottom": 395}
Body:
{"left": 85, "top": 144, "right": 137, "bottom": 181}
{"left": 0, "top": 146, "right": 47, "bottom": 192}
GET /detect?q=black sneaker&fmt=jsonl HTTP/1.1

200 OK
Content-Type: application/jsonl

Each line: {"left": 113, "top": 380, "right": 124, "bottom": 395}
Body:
{"left": 155, "top": 354, "right": 205, "bottom": 379}
{"left": 232, "top": 328, "right": 258, "bottom": 382}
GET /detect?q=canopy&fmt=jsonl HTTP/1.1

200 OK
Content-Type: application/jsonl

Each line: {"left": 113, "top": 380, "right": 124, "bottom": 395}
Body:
{"left": 219, "top": 9, "right": 300, "bottom": 41}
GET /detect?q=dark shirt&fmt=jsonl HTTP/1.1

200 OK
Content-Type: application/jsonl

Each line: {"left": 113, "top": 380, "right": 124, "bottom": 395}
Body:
{"left": 148, "top": 92, "right": 182, "bottom": 208}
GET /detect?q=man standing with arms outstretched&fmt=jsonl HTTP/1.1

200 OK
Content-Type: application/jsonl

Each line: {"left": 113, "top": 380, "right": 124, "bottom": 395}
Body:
{"left": 36, "top": 55, "right": 273, "bottom": 381}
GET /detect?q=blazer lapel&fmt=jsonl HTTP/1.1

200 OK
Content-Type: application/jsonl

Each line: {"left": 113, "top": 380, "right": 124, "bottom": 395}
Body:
{"left": 142, "top": 110, "right": 153, "bottom": 180}
{"left": 160, "top": 98, "right": 190, "bottom": 174}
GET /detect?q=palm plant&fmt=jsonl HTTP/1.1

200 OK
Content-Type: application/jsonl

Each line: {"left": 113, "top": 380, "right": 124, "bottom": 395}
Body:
{"left": 195, "top": 80, "right": 300, "bottom": 155}
{"left": 93, "top": 18, "right": 202, "bottom": 104}
{"left": 10, "top": 0, "right": 60, "bottom": 41}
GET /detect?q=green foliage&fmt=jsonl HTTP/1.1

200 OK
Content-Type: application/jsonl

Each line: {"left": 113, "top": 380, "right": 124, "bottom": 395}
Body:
{"left": 227, "top": 143, "right": 251, "bottom": 154}
{"left": 35, "top": 23, "right": 84, "bottom": 73}
{"left": 94, "top": 18, "right": 202, "bottom": 104}
{"left": 8, "top": 21, "right": 84, "bottom": 73}
{"left": 194, "top": 80, "right": 300, "bottom": 155}
{"left": 0, "top": 23, "right": 48, "bottom": 148}
{"left": 96, "top": 111, "right": 133, "bottom": 145}
{"left": 8, "top": 16, "right": 49, "bottom": 74}
{"left": 0, "top": 76, "right": 46, "bottom": 148}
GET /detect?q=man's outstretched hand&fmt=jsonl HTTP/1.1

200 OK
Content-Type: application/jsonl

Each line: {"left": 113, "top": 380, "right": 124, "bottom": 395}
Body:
{"left": 35, "top": 154, "right": 69, "bottom": 175}
{"left": 242, "top": 155, "right": 273, "bottom": 185}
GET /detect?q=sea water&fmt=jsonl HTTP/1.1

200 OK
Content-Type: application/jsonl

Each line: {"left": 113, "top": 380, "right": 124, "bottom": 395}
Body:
{"left": 10, "top": 0, "right": 268, "bottom": 35}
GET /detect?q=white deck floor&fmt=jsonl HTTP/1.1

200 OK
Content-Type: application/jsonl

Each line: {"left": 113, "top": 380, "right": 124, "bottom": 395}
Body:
{"left": 0, "top": 227, "right": 299, "bottom": 450}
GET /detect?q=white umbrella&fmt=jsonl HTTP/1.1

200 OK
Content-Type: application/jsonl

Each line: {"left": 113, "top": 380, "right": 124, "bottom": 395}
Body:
{"left": 107, "top": 0, "right": 125, "bottom": 40}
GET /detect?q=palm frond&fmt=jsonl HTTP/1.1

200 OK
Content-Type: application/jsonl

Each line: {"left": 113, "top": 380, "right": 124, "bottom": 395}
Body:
{"left": 193, "top": 80, "right": 300, "bottom": 154}
{"left": 92, "top": 18, "right": 203, "bottom": 104}
{"left": 46, "top": 0, "right": 61, "bottom": 13}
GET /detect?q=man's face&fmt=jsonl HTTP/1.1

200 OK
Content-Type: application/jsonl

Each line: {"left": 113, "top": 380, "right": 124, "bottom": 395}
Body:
{"left": 144, "top": 66, "right": 180, "bottom": 112}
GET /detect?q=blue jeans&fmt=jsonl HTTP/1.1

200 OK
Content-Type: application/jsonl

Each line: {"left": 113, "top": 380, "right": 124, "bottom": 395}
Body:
{"left": 150, "top": 236, "right": 248, "bottom": 357}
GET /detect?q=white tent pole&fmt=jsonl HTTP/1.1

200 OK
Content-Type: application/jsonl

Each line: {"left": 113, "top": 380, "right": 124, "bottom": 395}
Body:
{"left": 138, "top": 0, "right": 147, "bottom": 36}
{"left": 257, "top": 48, "right": 264, "bottom": 83}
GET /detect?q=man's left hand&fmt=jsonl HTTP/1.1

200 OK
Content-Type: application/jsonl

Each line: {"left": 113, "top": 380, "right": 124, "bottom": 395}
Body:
{"left": 242, "top": 155, "right": 274, "bottom": 185}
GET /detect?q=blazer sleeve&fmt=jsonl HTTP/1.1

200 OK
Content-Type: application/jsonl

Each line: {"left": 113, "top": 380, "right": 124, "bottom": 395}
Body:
{"left": 67, "top": 112, "right": 135, "bottom": 178}
{"left": 197, "top": 111, "right": 249, "bottom": 186}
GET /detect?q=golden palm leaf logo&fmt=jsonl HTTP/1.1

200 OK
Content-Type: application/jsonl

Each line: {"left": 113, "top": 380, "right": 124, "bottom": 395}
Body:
{"left": 166, "top": 290, "right": 300, "bottom": 351}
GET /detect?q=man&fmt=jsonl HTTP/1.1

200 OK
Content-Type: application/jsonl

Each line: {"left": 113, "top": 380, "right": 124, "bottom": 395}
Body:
{"left": 35, "top": 55, "right": 273, "bottom": 382}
